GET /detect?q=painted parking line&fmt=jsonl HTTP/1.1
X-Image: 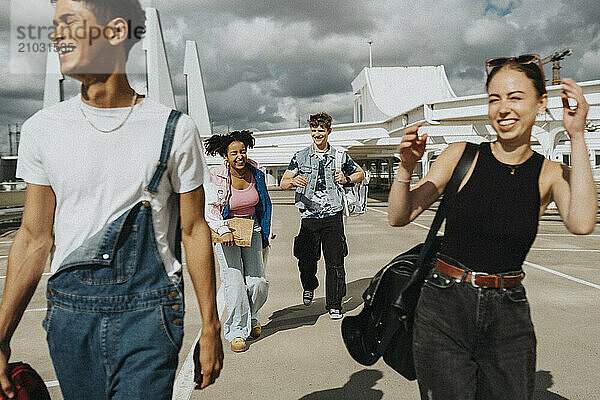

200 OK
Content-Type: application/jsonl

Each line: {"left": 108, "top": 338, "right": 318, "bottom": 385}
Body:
{"left": 0, "top": 272, "right": 52, "bottom": 279}
{"left": 530, "top": 248, "right": 600, "bottom": 252}
{"left": 366, "top": 206, "right": 600, "bottom": 291}
{"left": 537, "top": 233, "right": 600, "bottom": 237}
{"left": 172, "top": 284, "right": 226, "bottom": 400}
{"left": 367, "top": 207, "right": 433, "bottom": 231}
{"left": 523, "top": 261, "right": 600, "bottom": 290}
{"left": 25, "top": 307, "right": 47, "bottom": 313}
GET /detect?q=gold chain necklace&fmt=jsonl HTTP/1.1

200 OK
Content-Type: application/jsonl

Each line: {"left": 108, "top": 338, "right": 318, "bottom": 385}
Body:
{"left": 79, "top": 93, "right": 138, "bottom": 133}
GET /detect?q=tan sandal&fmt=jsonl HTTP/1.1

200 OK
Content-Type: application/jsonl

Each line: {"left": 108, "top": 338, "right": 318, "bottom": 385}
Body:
{"left": 230, "top": 337, "right": 247, "bottom": 352}
{"left": 250, "top": 322, "right": 261, "bottom": 339}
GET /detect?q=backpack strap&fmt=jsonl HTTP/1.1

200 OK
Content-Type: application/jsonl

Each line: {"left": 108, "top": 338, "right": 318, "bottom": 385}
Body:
{"left": 146, "top": 110, "right": 182, "bottom": 194}
{"left": 333, "top": 147, "right": 352, "bottom": 216}
{"left": 334, "top": 147, "right": 344, "bottom": 172}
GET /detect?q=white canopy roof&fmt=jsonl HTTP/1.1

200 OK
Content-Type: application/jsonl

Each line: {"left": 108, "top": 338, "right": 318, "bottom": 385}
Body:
{"left": 352, "top": 66, "right": 456, "bottom": 118}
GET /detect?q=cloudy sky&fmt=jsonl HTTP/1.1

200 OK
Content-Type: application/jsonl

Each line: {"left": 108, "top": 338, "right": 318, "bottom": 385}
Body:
{"left": 1, "top": 0, "right": 599, "bottom": 151}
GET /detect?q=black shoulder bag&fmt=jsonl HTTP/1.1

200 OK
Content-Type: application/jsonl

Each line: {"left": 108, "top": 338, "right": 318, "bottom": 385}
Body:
{"left": 341, "top": 142, "right": 478, "bottom": 380}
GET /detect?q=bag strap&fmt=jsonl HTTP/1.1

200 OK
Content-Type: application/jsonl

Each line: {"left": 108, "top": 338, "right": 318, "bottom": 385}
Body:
{"left": 375, "top": 142, "right": 478, "bottom": 354}
{"left": 334, "top": 147, "right": 344, "bottom": 172}
{"left": 409, "top": 141, "right": 478, "bottom": 277}
{"left": 146, "top": 110, "right": 182, "bottom": 194}
{"left": 333, "top": 147, "right": 352, "bottom": 216}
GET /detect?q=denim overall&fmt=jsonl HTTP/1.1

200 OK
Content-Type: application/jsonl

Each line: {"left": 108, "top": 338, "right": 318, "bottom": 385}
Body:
{"left": 43, "top": 110, "right": 185, "bottom": 400}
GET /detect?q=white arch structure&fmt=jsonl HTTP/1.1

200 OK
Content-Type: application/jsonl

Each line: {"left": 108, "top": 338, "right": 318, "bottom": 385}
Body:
{"left": 43, "top": 8, "right": 600, "bottom": 183}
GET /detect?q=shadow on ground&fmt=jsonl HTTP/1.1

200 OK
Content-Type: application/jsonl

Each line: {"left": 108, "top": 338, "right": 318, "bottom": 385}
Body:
{"left": 247, "top": 278, "right": 370, "bottom": 348}
{"left": 535, "top": 371, "right": 568, "bottom": 400}
{"left": 293, "top": 369, "right": 566, "bottom": 399}
{"left": 298, "top": 369, "right": 384, "bottom": 400}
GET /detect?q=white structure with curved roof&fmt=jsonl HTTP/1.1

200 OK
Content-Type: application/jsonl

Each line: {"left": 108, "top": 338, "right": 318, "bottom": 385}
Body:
{"left": 41, "top": 7, "right": 600, "bottom": 186}
{"left": 352, "top": 66, "right": 456, "bottom": 122}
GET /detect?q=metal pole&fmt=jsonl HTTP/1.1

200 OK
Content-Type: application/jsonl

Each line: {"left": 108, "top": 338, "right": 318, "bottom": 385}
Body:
{"left": 367, "top": 40, "right": 373, "bottom": 68}
{"left": 8, "top": 124, "right": 12, "bottom": 155}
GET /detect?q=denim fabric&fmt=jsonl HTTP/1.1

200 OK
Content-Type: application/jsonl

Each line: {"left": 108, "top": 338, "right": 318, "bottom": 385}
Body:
{"left": 214, "top": 221, "right": 269, "bottom": 342}
{"left": 293, "top": 146, "right": 344, "bottom": 214}
{"left": 294, "top": 212, "right": 348, "bottom": 310}
{"left": 413, "top": 267, "right": 536, "bottom": 400}
{"left": 43, "top": 201, "right": 184, "bottom": 400}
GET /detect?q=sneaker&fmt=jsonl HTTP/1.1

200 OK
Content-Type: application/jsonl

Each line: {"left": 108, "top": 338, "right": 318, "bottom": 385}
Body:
{"left": 329, "top": 309, "right": 343, "bottom": 320}
{"left": 302, "top": 290, "right": 314, "bottom": 306}
{"left": 230, "top": 337, "right": 247, "bottom": 352}
{"left": 249, "top": 322, "right": 261, "bottom": 339}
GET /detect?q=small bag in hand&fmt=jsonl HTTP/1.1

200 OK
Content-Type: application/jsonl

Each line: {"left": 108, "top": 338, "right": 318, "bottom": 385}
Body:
{"left": 0, "top": 362, "right": 50, "bottom": 400}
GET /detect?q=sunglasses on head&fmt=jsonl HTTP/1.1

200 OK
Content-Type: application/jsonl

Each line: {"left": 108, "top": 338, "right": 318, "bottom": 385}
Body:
{"left": 485, "top": 54, "right": 545, "bottom": 83}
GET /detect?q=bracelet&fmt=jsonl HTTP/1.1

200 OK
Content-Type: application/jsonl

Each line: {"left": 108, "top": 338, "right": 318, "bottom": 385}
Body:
{"left": 396, "top": 178, "right": 411, "bottom": 183}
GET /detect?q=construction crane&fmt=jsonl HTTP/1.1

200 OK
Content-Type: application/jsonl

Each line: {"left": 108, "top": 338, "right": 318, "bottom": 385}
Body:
{"left": 541, "top": 49, "right": 573, "bottom": 85}
{"left": 585, "top": 121, "right": 599, "bottom": 132}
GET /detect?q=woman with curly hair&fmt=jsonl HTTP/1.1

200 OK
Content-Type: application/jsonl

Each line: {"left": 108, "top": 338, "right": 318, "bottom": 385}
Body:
{"left": 204, "top": 130, "right": 272, "bottom": 352}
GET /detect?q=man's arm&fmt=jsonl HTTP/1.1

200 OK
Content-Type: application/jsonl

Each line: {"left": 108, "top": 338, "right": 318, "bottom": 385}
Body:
{"left": 280, "top": 170, "right": 307, "bottom": 190}
{"left": 348, "top": 165, "right": 365, "bottom": 184}
{"left": 335, "top": 165, "right": 365, "bottom": 185}
{"left": 179, "top": 185, "right": 223, "bottom": 389}
{"left": 0, "top": 184, "right": 55, "bottom": 399}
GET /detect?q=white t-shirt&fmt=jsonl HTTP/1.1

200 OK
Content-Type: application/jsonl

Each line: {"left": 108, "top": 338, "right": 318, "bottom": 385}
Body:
{"left": 16, "top": 95, "right": 206, "bottom": 279}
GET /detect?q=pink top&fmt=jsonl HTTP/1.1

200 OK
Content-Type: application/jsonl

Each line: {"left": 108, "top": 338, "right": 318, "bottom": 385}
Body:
{"left": 229, "top": 175, "right": 259, "bottom": 217}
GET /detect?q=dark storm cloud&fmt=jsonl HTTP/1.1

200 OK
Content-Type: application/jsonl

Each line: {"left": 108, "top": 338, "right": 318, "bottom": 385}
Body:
{"left": 196, "top": 0, "right": 377, "bottom": 36}
{"left": 207, "top": 81, "right": 285, "bottom": 129}
{"left": 276, "top": 60, "right": 357, "bottom": 98}
{"left": 1, "top": 0, "right": 600, "bottom": 151}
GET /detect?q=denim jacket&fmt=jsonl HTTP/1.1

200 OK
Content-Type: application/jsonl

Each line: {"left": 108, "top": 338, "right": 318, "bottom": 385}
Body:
{"left": 293, "top": 145, "right": 344, "bottom": 213}
{"left": 205, "top": 159, "right": 272, "bottom": 248}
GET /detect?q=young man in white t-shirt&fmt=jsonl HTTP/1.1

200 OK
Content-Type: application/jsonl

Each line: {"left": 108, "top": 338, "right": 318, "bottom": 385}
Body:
{"left": 0, "top": 1, "right": 223, "bottom": 398}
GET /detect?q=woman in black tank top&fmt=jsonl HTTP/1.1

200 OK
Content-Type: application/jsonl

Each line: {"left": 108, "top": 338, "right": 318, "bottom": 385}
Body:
{"left": 388, "top": 60, "right": 597, "bottom": 400}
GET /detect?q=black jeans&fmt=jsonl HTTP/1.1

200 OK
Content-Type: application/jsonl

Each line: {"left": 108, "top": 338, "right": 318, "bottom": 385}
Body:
{"left": 294, "top": 212, "right": 348, "bottom": 310}
{"left": 413, "top": 268, "right": 536, "bottom": 400}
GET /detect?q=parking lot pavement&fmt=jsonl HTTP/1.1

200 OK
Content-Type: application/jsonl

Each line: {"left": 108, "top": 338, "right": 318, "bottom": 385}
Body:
{"left": 1, "top": 190, "right": 598, "bottom": 399}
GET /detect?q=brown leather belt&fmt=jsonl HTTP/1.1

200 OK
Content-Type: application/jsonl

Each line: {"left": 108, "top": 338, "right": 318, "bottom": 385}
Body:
{"left": 434, "top": 259, "right": 524, "bottom": 288}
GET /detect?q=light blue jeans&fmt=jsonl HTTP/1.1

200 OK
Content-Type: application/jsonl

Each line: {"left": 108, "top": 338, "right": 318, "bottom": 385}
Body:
{"left": 214, "top": 223, "right": 269, "bottom": 342}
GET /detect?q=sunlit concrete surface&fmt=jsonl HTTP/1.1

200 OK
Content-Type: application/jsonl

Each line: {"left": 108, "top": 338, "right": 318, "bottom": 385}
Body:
{"left": 1, "top": 190, "right": 598, "bottom": 400}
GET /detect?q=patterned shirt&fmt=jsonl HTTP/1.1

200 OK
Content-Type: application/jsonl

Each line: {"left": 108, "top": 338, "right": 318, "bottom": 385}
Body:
{"left": 287, "top": 150, "right": 358, "bottom": 219}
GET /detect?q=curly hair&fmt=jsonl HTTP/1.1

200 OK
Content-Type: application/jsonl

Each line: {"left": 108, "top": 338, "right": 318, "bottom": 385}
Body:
{"left": 308, "top": 112, "right": 332, "bottom": 130}
{"left": 204, "top": 130, "right": 255, "bottom": 157}
{"left": 73, "top": 0, "right": 146, "bottom": 54}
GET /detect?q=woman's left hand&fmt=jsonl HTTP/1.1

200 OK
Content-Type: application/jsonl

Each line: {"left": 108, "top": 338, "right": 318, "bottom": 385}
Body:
{"left": 561, "top": 78, "right": 589, "bottom": 140}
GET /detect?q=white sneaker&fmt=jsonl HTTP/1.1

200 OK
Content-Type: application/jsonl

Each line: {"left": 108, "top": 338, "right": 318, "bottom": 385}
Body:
{"left": 329, "top": 309, "right": 343, "bottom": 319}
{"left": 303, "top": 290, "right": 314, "bottom": 306}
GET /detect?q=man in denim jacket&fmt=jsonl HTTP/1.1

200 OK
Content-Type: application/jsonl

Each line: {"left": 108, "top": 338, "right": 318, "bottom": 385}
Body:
{"left": 281, "top": 113, "right": 364, "bottom": 319}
